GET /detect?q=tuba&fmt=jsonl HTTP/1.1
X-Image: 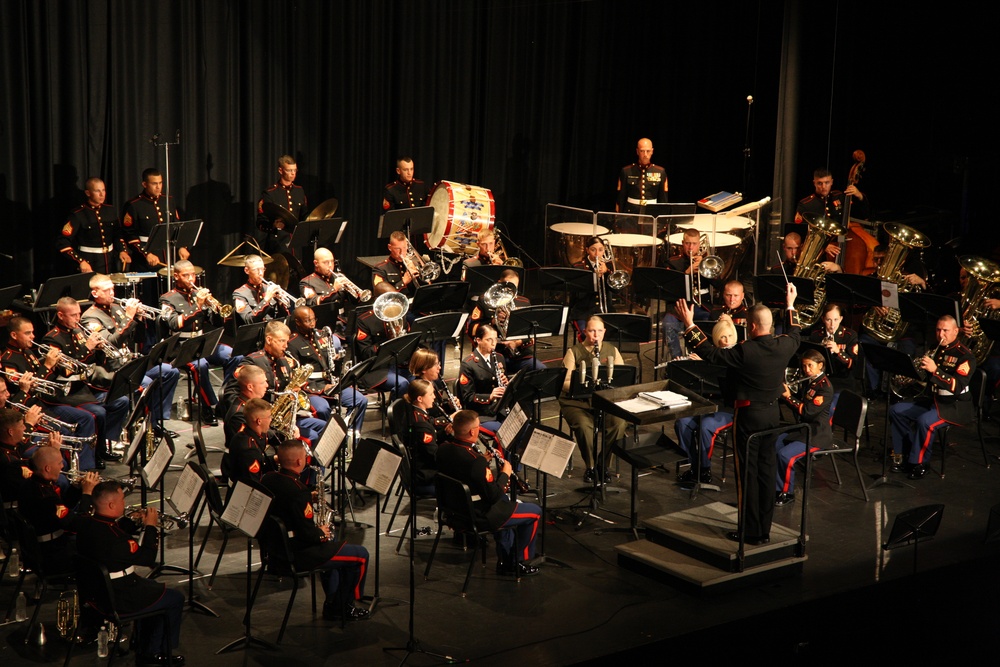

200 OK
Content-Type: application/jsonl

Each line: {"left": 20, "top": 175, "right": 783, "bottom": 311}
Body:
{"left": 860, "top": 223, "right": 932, "bottom": 342}
{"left": 482, "top": 281, "right": 518, "bottom": 340}
{"left": 792, "top": 215, "right": 846, "bottom": 327}
{"left": 373, "top": 291, "right": 410, "bottom": 339}
{"left": 956, "top": 255, "right": 1000, "bottom": 364}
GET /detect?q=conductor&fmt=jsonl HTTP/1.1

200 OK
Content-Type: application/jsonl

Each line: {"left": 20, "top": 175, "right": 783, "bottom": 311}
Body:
{"left": 674, "top": 283, "right": 800, "bottom": 545}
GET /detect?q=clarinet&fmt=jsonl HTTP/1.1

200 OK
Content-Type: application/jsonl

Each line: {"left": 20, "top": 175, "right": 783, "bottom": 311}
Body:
{"left": 320, "top": 326, "right": 339, "bottom": 394}
{"left": 481, "top": 435, "right": 530, "bottom": 494}
{"left": 492, "top": 352, "right": 508, "bottom": 388}
{"left": 440, "top": 379, "right": 463, "bottom": 414}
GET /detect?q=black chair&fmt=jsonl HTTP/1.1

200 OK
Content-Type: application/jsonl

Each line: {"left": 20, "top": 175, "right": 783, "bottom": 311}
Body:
{"left": 7, "top": 511, "right": 75, "bottom": 641}
{"left": 381, "top": 398, "right": 409, "bottom": 516}
{"left": 64, "top": 555, "right": 172, "bottom": 667}
{"left": 383, "top": 399, "right": 437, "bottom": 548}
{"left": 192, "top": 463, "right": 241, "bottom": 589}
{"left": 809, "top": 390, "right": 870, "bottom": 501}
{"left": 253, "top": 515, "right": 326, "bottom": 642}
{"left": 423, "top": 473, "right": 504, "bottom": 596}
{"left": 931, "top": 369, "right": 989, "bottom": 478}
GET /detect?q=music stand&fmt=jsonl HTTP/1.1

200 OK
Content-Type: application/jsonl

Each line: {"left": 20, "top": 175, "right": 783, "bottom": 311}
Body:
{"left": 378, "top": 206, "right": 434, "bottom": 241}
{"left": 632, "top": 267, "right": 689, "bottom": 375}
{"left": 601, "top": 313, "right": 653, "bottom": 382}
{"left": 362, "top": 332, "right": 422, "bottom": 394}
{"left": 536, "top": 267, "right": 599, "bottom": 352}
{"left": 32, "top": 273, "right": 95, "bottom": 322}
{"left": 288, "top": 218, "right": 342, "bottom": 258}
{"left": 900, "top": 292, "right": 962, "bottom": 329}
{"left": 232, "top": 321, "right": 268, "bottom": 357}
{"left": 146, "top": 219, "right": 203, "bottom": 262}
{"left": 466, "top": 265, "right": 526, "bottom": 295}
{"left": 172, "top": 463, "right": 219, "bottom": 617}
{"left": 861, "top": 341, "right": 924, "bottom": 490}
{"left": 755, "top": 273, "right": 816, "bottom": 306}
{"left": 0, "top": 284, "right": 21, "bottom": 312}
{"left": 411, "top": 312, "right": 467, "bottom": 366}
{"left": 825, "top": 273, "right": 883, "bottom": 310}
{"left": 172, "top": 328, "right": 225, "bottom": 435}
{"left": 411, "top": 281, "right": 470, "bottom": 315}
{"left": 881, "top": 503, "right": 944, "bottom": 575}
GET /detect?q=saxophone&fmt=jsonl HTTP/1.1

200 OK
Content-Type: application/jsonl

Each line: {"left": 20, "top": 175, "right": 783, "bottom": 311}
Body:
{"left": 792, "top": 215, "right": 845, "bottom": 327}
{"left": 860, "top": 223, "right": 932, "bottom": 342}
{"left": 271, "top": 363, "right": 314, "bottom": 438}
{"left": 956, "top": 256, "right": 1000, "bottom": 364}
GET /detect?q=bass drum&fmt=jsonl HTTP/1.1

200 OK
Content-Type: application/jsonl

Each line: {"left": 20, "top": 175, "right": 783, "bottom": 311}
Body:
{"left": 426, "top": 181, "right": 496, "bottom": 255}
{"left": 546, "top": 223, "right": 610, "bottom": 266}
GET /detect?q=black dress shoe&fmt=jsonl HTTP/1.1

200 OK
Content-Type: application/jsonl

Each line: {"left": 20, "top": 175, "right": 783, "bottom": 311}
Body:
{"left": 136, "top": 654, "right": 185, "bottom": 666}
{"left": 725, "top": 531, "right": 769, "bottom": 545}
{"left": 154, "top": 426, "right": 181, "bottom": 439}
{"left": 323, "top": 603, "right": 371, "bottom": 621}
{"left": 93, "top": 458, "right": 107, "bottom": 470}
{"left": 889, "top": 460, "right": 911, "bottom": 473}
{"left": 907, "top": 463, "right": 927, "bottom": 479}
{"left": 99, "top": 451, "right": 122, "bottom": 463}
{"left": 583, "top": 468, "right": 595, "bottom": 484}
{"left": 202, "top": 405, "right": 219, "bottom": 427}
{"left": 497, "top": 560, "right": 540, "bottom": 576}
{"left": 774, "top": 492, "right": 795, "bottom": 506}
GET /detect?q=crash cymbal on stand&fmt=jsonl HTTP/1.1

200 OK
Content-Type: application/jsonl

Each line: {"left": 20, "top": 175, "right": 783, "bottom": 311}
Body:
{"left": 305, "top": 197, "right": 339, "bottom": 220}
{"left": 261, "top": 201, "right": 298, "bottom": 232}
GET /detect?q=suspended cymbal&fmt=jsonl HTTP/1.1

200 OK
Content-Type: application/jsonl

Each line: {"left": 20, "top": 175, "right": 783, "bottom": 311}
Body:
{"left": 261, "top": 202, "right": 298, "bottom": 231}
{"left": 218, "top": 254, "right": 276, "bottom": 268}
{"left": 305, "top": 197, "right": 339, "bottom": 221}
{"left": 157, "top": 265, "right": 205, "bottom": 277}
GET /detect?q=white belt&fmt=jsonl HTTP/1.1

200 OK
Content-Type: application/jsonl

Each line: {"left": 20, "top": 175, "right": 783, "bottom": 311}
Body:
{"left": 80, "top": 245, "right": 113, "bottom": 254}
{"left": 62, "top": 375, "right": 81, "bottom": 383}
{"left": 470, "top": 495, "right": 481, "bottom": 502}
{"left": 139, "top": 236, "right": 149, "bottom": 243}
{"left": 287, "top": 530, "right": 296, "bottom": 538}
{"left": 2, "top": 501, "right": 15, "bottom": 509}
{"left": 178, "top": 330, "right": 204, "bottom": 339}
{"left": 308, "top": 372, "right": 325, "bottom": 380}
{"left": 627, "top": 197, "right": 650, "bottom": 205}
{"left": 37, "top": 529, "right": 65, "bottom": 543}
{"left": 108, "top": 566, "right": 135, "bottom": 580}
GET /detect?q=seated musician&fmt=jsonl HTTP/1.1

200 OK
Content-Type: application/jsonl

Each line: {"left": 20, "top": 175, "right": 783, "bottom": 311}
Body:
{"left": 570, "top": 236, "right": 612, "bottom": 333}
{"left": 300, "top": 247, "right": 359, "bottom": 314}
{"left": 409, "top": 348, "right": 457, "bottom": 436}
{"left": 222, "top": 365, "right": 268, "bottom": 441}
{"left": 889, "top": 315, "right": 974, "bottom": 480}
{"left": 3, "top": 316, "right": 99, "bottom": 470}
{"left": 233, "top": 254, "right": 293, "bottom": 325}
{"left": 463, "top": 229, "right": 504, "bottom": 271}
{"left": 467, "top": 269, "right": 545, "bottom": 373}
{"left": 458, "top": 324, "right": 507, "bottom": 434}
{"left": 83, "top": 274, "right": 181, "bottom": 438}
{"left": 558, "top": 316, "right": 627, "bottom": 484}
{"left": 767, "top": 232, "right": 802, "bottom": 275}
{"left": 262, "top": 439, "right": 370, "bottom": 621}
{"left": 661, "top": 228, "right": 714, "bottom": 358}
{"left": 401, "top": 379, "right": 439, "bottom": 495}
{"left": 238, "top": 320, "right": 329, "bottom": 444}
{"left": 710, "top": 280, "right": 748, "bottom": 327}
{"left": 73, "top": 481, "right": 185, "bottom": 666}
{"left": 774, "top": 348, "right": 834, "bottom": 506}
{"left": 354, "top": 283, "right": 412, "bottom": 398}
{"left": 223, "top": 397, "right": 283, "bottom": 486}
{"left": 18, "top": 447, "right": 98, "bottom": 573}
{"left": 159, "top": 260, "right": 239, "bottom": 427}
{"left": 372, "top": 231, "right": 420, "bottom": 299}
{"left": 1, "top": 407, "right": 46, "bottom": 505}
{"left": 673, "top": 319, "right": 738, "bottom": 489}
{"left": 436, "top": 410, "right": 540, "bottom": 576}
{"left": 43, "top": 297, "right": 131, "bottom": 465}
{"left": 288, "top": 306, "right": 368, "bottom": 436}
{"left": 809, "top": 302, "right": 859, "bottom": 397}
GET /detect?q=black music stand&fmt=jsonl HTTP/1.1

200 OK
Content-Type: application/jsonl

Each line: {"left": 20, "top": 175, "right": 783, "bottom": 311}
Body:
{"left": 755, "top": 273, "right": 816, "bottom": 306}
{"left": 466, "top": 265, "right": 527, "bottom": 295}
{"left": 411, "top": 281, "right": 470, "bottom": 315}
{"left": 537, "top": 267, "right": 599, "bottom": 352}
{"left": 881, "top": 504, "right": 944, "bottom": 575}
{"left": 632, "top": 266, "right": 689, "bottom": 375}
{"left": 146, "top": 219, "right": 203, "bottom": 263}
{"left": 601, "top": 313, "right": 653, "bottom": 382}
{"left": 861, "top": 341, "right": 924, "bottom": 490}
{"left": 0, "top": 284, "right": 21, "bottom": 312}
{"left": 288, "top": 218, "right": 343, "bottom": 259}
{"left": 825, "top": 273, "right": 883, "bottom": 310}
{"left": 378, "top": 206, "right": 434, "bottom": 241}
{"left": 900, "top": 292, "right": 962, "bottom": 330}
{"left": 411, "top": 312, "right": 467, "bottom": 366}
{"left": 173, "top": 328, "right": 225, "bottom": 435}
{"left": 232, "top": 321, "right": 268, "bottom": 357}
{"left": 32, "top": 273, "right": 95, "bottom": 324}
{"left": 362, "top": 332, "right": 422, "bottom": 394}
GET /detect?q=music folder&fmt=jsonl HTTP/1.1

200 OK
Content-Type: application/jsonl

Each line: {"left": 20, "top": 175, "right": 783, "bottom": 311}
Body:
{"left": 346, "top": 438, "right": 402, "bottom": 496}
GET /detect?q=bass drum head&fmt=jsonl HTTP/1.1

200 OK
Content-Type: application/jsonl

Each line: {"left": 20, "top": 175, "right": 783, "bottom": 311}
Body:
{"left": 427, "top": 180, "right": 496, "bottom": 254}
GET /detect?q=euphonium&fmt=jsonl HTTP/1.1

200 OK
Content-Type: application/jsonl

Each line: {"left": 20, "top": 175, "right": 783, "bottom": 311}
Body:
{"left": 373, "top": 291, "right": 409, "bottom": 339}
{"left": 56, "top": 591, "right": 79, "bottom": 641}
{"left": 860, "top": 222, "right": 932, "bottom": 342}
{"left": 483, "top": 281, "right": 517, "bottom": 340}
{"left": 792, "top": 215, "right": 846, "bottom": 327}
{"left": 955, "top": 255, "right": 1000, "bottom": 364}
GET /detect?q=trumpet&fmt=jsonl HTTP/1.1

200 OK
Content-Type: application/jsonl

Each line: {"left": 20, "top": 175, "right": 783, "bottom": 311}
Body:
{"left": 263, "top": 280, "right": 306, "bottom": 309}
{"left": 196, "top": 288, "right": 234, "bottom": 318}
{"left": 6, "top": 399, "right": 77, "bottom": 431}
{"left": 31, "top": 342, "right": 94, "bottom": 377}
{"left": 32, "top": 432, "right": 98, "bottom": 447}
{"left": 113, "top": 296, "right": 165, "bottom": 317}
{"left": 0, "top": 369, "right": 71, "bottom": 397}
{"left": 125, "top": 504, "right": 190, "bottom": 530}
{"left": 63, "top": 471, "right": 140, "bottom": 492}
{"left": 332, "top": 273, "right": 372, "bottom": 302}
{"left": 80, "top": 323, "right": 135, "bottom": 363}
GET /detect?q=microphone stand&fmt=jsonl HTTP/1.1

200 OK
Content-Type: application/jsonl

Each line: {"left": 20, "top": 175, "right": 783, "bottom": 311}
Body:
{"left": 151, "top": 130, "right": 181, "bottom": 290}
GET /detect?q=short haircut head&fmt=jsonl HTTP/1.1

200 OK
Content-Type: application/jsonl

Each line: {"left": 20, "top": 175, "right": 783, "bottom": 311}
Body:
{"left": 276, "top": 439, "right": 306, "bottom": 466}
{"left": 244, "top": 254, "right": 263, "bottom": 268}
{"left": 142, "top": 168, "right": 162, "bottom": 182}
{"left": 475, "top": 323, "right": 497, "bottom": 339}
{"left": 278, "top": 155, "right": 296, "bottom": 168}
{"left": 749, "top": 303, "right": 773, "bottom": 334}
{"left": 244, "top": 397, "right": 271, "bottom": 418}
{"left": 32, "top": 445, "right": 62, "bottom": 468}
{"left": 7, "top": 315, "right": 31, "bottom": 335}
{"left": 0, "top": 407, "right": 24, "bottom": 431}
{"left": 683, "top": 228, "right": 700, "bottom": 241}
{"left": 92, "top": 480, "right": 123, "bottom": 504}
{"left": 452, "top": 409, "right": 479, "bottom": 435}
{"left": 89, "top": 273, "right": 112, "bottom": 289}
{"left": 238, "top": 364, "right": 265, "bottom": 387}
{"left": 265, "top": 320, "right": 290, "bottom": 338}
{"left": 173, "top": 260, "right": 195, "bottom": 273}
{"left": 813, "top": 168, "right": 833, "bottom": 180}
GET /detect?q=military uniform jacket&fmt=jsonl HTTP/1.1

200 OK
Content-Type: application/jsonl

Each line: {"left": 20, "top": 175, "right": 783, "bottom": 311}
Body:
{"left": 59, "top": 203, "right": 125, "bottom": 273}
{"left": 354, "top": 310, "right": 408, "bottom": 361}
{"left": 794, "top": 190, "right": 870, "bottom": 223}
{"left": 382, "top": 179, "right": 429, "bottom": 211}
{"left": 256, "top": 182, "right": 307, "bottom": 234}
{"left": 160, "top": 285, "right": 221, "bottom": 335}
{"left": 809, "top": 326, "right": 858, "bottom": 383}
{"left": 428, "top": 378, "right": 459, "bottom": 434}
{"left": 42, "top": 324, "right": 109, "bottom": 395}
{"left": 73, "top": 513, "right": 164, "bottom": 613}
{"left": 239, "top": 351, "right": 299, "bottom": 394}
{"left": 1, "top": 444, "right": 31, "bottom": 507}
{"left": 18, "top": 476, "right": 90, "bottom": 540}
{"left": 684, "top": 309, "right": 801, "bottom": 405}
{"left": 710, "top": 304, "right": 749, "bottom": 329}
{"left": 371, "top": 257, "right": 416, "bottom": 298}
{"left": 287, "top": 329, "right": 335, "bottom": 394}
{"left": 121, "top": 192, "right": 182, "bottom": 256}
{"left": 436, "top": 437, "right": 514, "bottom": 531}
{"left": 405, "top": 404, "right": 438, "bottom": 486}
{"left": 617, "top": 163, "right": 668, "bottom": 213}
{"left": 300, "top": 272, "right": 346, "bottom": 309}
{"left": 458, "top": 350, "right": 503, "bottom": 416}
{"left": 225, "top": 425, "right": 278, "bottom": 485}
{"left": 261, "top": 468, "right": 345, "bottom": 569}
{"left": 233, "top": 281, "right": 291, "bottom": 325}
{"left": 924, "top": 339, "right": 976, "bottom": 425}
{"left": 2, "top": 342, "right": 58, "bottom": 405}
{"left": 81, "top": 302, "right": 139, "bottom": 350}
{"left": 782, "top": 372, "right": 834, "bottom": 449}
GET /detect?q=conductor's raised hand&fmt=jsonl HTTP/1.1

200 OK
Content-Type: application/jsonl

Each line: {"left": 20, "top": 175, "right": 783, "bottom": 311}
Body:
{"left": 786, "top": 281, "right": 798, "bottom": 308}
{"left": 674, "top": 298, "right": 695, "bottom": 328}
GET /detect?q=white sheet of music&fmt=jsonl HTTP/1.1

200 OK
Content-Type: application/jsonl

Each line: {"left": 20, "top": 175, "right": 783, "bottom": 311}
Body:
{"left": 521, "top": 428, "right": 575, "bottom": 478}
{"left": 221, "top": 482, "right": 272, "bottom": 537}
{"left": 314, "top": 414, "right": 347, "bottom": 468}
{"left": 170, "top": 464, "right": 202, "bottom": 516}
{"left": 365, "top": 448, "right": 402, "bottom": 496}
{"left": 880, "top": 280, "right": 900, "bottom": 309}
{"left": 143, "top": 439, "right": 172, "bottom": 488}
{"left": 496, "top": 402, "right": 527, "bottom": 449}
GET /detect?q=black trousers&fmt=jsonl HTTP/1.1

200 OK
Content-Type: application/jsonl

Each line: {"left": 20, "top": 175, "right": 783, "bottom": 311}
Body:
{"left": 732, "top": 402, "right": 780, "bottom": 539}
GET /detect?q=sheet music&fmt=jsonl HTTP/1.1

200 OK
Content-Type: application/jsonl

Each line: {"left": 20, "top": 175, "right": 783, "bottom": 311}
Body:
{"left": 314, "top": 414, "right": 346, "bottom": 467}
{"left": 125, "top": 427, "right": 145, "bottom": 465}
{"left": 220, "top": 482, "right": 272, "bottom": 537}
{"left": 496, "top": 402, "right": 527, "bottom": 449}
{"left": 521, "top": 427, "right": 575, "bottom": 478}
{"left": 170, "top": 464, "right": 202, "bottom": 516}
{"left": 220, "top": 482, "right": 252, "bottom": 527}
{"left": 142, "top": 438, "right": 173, "bottom": 488}
{"left": 365, "top": 448, "right": 402, "bottom": 495}
{"left": 880, "top": 280, "right": 900, "bottom": 309}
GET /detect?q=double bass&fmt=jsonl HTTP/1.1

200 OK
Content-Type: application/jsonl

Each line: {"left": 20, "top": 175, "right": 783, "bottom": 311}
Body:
{"left": 841, "top": 149, "right": 880, "bottom": 275}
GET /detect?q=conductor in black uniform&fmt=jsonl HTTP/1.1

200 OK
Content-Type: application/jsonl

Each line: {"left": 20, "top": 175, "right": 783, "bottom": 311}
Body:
{"left": 675, "top": 282, "right": 801, "bottom": 545}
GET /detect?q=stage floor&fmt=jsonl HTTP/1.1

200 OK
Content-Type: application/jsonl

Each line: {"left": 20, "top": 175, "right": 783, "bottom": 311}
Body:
{"left": 4, "top": 337, "right": 1000, "bottom": 665}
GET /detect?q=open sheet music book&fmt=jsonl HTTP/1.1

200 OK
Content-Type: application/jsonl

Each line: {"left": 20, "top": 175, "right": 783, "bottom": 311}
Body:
{"left": 518, "top": 423, "right": 576, "bottom": 479}
{"left": 616, "top": 390, "right": 692, "bottom": 413}
{"left": 346, "top": 438, "right": 403, "bottom": 496}
{"left": 169, "top": 463, "right": 203, "bottom": 516}
{"left": 220, "top": 482, "right": 272, "bottom": 538}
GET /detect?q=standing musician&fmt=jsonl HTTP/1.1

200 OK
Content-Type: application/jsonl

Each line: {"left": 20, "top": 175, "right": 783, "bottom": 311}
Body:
{"left": 889, "top": 314, "right": 975, "bottom": 480}
{"left": 616, "top": 137, "right": 668, "bottom": 214}
{"left": 237, "top": 320, "right": 329, "bottom": 443}
{"left": 58, "top": 178, "right": 131, "bottom": 274}
{"left": 73, "top": 481, "right": 185, "bottom": 666}
{"left": 18, "top": 448, "right": 98, "bottom": 573}
{"left": 288, "top": 305, "right": 368, "bottom": 435}
{"left": 43, "top": 297, "right": 131, "bottom": 465}
{"left": 223, "top": 397, "right": 283, "bottom": 485}
{"left": 463, "top": 229, "right": 504, "bottom": 271}
{"left": 83, "top": 274, "right": 181, "bottom": 437}
{"left": 675, "top": 282, "right": 801, "bottom": 545}
{"left": 409, "top": 348, "right": 459, "bottom": 436}
{"left": 810, "top": 303, "right": 859, "bottom": 396}
{"left": 233, "top": 254, "right": 293, "bottom": 325}
{"left": 257, "top": 155, "right": 307, "bottom": 254}
{"left": 382, "top": 156, "right": 429, "bottom": 211}
{"left": 467, "top": 269, "right": 544, "bottom": 373}
{"left": 354, "top": 283, "right": 412, "bottom": 399}
{"left": 372, "top": 230, "right": 421, "bottom": 298}
{"left": 774, "top": 348, "right": 833, "bottom": 506}
{"left": 458, "top": 324, "right": 508, "bottom": 434}
{"left": 3, "top": 316, "right": 99, "bottom": 469}
{"left": 674, "top": 319, "right": 739, "bottom": 489}
{"left": 262, "top": 440, "right": 370, "bottom": 621}
{"left": 559, "top": 315, "right": 627, "bottom": 484}
{"left": 121, "top": 167, "right": 188, "bottom": 270}
{"left": 436, "top": 410, "right": 540, "bottom": 576}
{"left": 159, "top": 260, "right": 239, "bottom": 427}
{"left": 401, "top": 379, "right": 440, "bottom": 495}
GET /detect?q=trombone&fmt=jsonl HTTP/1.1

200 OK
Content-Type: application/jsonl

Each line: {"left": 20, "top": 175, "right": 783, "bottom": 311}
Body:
{"left": 403, "top": 237, "right": 441, "bottom": 283}
{"left": 0, "top": 369, "right": 70, "bottom": 397}
{"left": 494, "top": 235, "right": 523, "bottom": 268}
{"left": 691, "top": 233, "right": 725, "bottom": 306}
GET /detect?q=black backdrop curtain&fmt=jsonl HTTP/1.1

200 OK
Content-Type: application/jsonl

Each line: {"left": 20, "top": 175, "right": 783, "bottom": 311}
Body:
{"left": 1, "top": 1, "right": 995, "bottom": 295}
